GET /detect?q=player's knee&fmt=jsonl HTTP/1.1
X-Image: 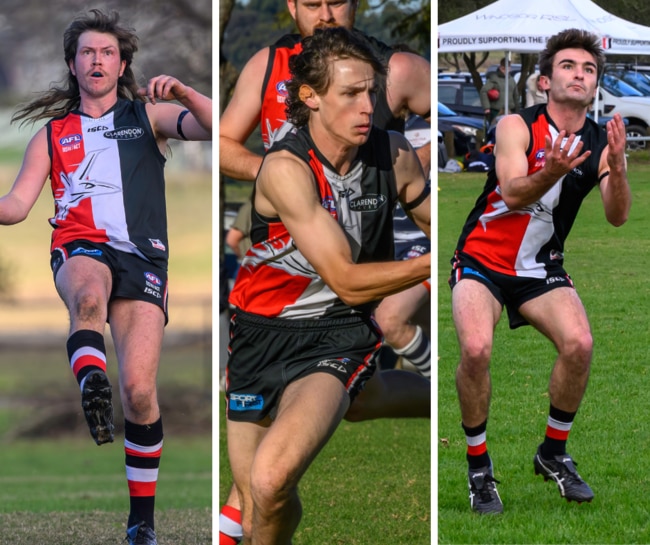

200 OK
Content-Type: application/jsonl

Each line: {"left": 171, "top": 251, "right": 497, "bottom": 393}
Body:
{"left": 72, "top": 291, "right": 107, "bottom": 324}
{"left": 375, "top": 311, "right": 404, "bottom": 340}
{"left": 121, "top": 381, "right": 157, "bottom": 417}
{"left": 459, "top": 339, "right": 492, "bottom": 372}
{"left": 560, "top": 331, "right": 593, "bottom": 369}
{"left": 249, "top": 464, "right": 297, "bottom": 514}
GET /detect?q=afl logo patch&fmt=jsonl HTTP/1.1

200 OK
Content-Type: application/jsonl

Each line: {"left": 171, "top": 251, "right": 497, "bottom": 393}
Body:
{"left": 349, "top": 194, "right": 387, "bottom": 212}
{"left": 535, "top": 149, "right": 545, "bottom": 160}
{"left": 144, "top": 272, "right": 162, "bottom": 286}
{"left": 60, "top": 134, "right": 82, "bottom": 146}
{"left": 321, "top": 196, "right": 337, "bottom": 217}
{"left": 104, "top": 126, "right": 144, "bottom": 140}
{"left": 276, "top": 80, "right": 289, "bottom": 97}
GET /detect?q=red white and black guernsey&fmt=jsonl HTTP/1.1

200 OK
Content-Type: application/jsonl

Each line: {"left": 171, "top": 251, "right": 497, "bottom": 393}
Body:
{"left": 47, "top": 99, "right": 168, "bottom": 269}
{"left": 260, "top": 31, "right": 401, "bottom": 151}
{"left": 229, "top": 125, "right": 398, "bottom": 319}
{"left": 453, "top": 104, "right": 608, "bottom": 279}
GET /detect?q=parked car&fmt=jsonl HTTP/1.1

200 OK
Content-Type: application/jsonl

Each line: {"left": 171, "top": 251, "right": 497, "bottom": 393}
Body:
{"left": 603, "top": 65, "right": 650, "bottom": 96}
{"left": 438, "top": 70, "right": 472, "bottom": 81}
{"left": 438, "top": 80, "right": 484, "bottom": 119}
{"left": 438, "top": 102, "right": 484, "bottom": 156}
{"left": 597, "top": 73, "right": 650, "bottom": 150}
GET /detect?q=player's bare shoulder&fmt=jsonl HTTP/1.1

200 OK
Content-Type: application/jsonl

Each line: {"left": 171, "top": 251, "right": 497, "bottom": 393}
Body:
{"left": 494, "top": 113, "right": 530, "bottom": 155}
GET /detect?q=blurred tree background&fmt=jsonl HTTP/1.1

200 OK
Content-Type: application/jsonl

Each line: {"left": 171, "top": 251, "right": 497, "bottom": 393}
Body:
{"left": 0, "top": 0, "right": 211, "bottom": 107}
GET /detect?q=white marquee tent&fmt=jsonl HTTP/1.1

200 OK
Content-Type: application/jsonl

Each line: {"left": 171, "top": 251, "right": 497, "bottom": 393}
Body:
{"left": 438, "top": 0, "right": 650, "bottom": 115}
{"left": 438, "top": 0, "right": 650, "bottom": 55}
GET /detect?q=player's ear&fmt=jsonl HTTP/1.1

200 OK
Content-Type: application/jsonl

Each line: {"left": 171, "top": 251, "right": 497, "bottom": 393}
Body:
{"left": 538, "top": 75, "right": 550, "bottom": 91}
{"left": 299, "top": 85, "right": 318, "bottom": 108}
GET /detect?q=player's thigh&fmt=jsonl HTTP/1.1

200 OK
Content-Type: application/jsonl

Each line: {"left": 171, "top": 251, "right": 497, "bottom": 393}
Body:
{"left": 227, "top": 419, "right": 270, "bottom": 497}
{"left": 451, "top": 278, "right": 501, "bottom": 356}
{"left": 253, "top": 373, "right": 349, "bottom": 486}
{"left": 54, "top": 255, "right": 112, "bottom": 312}
{"left": 110, "top": 299, "right": 165, "bottom": 381}
{"left": 519, "top": 287, "right": 592, "bottom": 350}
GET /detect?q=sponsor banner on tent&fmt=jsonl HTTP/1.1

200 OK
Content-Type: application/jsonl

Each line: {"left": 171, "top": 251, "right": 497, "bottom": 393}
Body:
{"left": 438, "top": 0, "right": 650, "bottom": 55}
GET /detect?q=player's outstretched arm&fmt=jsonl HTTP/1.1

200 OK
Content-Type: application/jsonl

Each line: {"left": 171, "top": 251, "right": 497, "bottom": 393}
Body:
{"left": 257, "top": 152, "right": 430, "bottom": 307}
{"left": 0, "top": 127, "right": 50, "bottom": 225}
{"left": 139, "top": 75, "right": 212, "bottom": 141}
{"left": 599, "top": 113, "right": 631, "bottom": 227}
{"left": 497, "top": 114, "right": 591, "bottom": 210}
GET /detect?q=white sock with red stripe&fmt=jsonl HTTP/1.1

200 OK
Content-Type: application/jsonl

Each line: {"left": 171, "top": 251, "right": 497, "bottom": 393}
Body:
{"left": 541, "top": 405, "right": 576, "bottom": 458}
{"left": 463, "top": 420, "right": 491, "bottom": 469}
{"left": 219, "top": 505, "right": 243, "bottom": 544}
{"left": 66, "top": 330, "right": 107, "bottom": 390}
{"left": 125, "top": 418, "right": 164, "bottom": 530}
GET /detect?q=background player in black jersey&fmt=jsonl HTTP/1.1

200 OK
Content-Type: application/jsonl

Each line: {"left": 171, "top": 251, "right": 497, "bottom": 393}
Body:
{"left": 225, "top": 27, "right": 430, "bottom": 544}
{"left": 449, "top": 28, "right": 630, "bottom": 514}
{"left": 0, "top": 9, "right": 211, "bottom": 544}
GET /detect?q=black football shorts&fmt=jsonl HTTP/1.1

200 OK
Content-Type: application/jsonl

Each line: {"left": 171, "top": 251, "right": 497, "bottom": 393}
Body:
{"left": 51, "top": 240, "right": 169, "bottom": 321}
{"left": 449, "top": 251, "right": 574, "bottom": 329}
{"left": 225, "top": 310, "right": 381, "bottom": 422}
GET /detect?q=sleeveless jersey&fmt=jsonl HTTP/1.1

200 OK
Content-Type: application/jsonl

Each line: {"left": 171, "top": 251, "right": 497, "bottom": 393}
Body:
{"left": 454, "top": 104, "right": 607, "bottom": 278}
{"left": 47, "top": 99, "right": 169, "bottom": 269}
{"left": 260, "top": 30, "right": 402, "bottom": 150}
{"left": 229, "top": 126, "right": 398, "bottom": 319}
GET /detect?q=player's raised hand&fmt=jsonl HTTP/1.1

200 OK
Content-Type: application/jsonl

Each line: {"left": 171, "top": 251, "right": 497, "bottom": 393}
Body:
{"left": 543, "top": 130, "right": 591, "bottom": 179}
{"left": 606, "top": 113, "right": 627, "bottom": 172}
{"left": 138, "top": 75, "right": 188, "bottom": 104}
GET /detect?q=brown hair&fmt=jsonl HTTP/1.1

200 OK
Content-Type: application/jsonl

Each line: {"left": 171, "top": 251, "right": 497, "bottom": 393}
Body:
{"left": 12, "top": 9, "right": 141, "bottom": 125}
{"left": 285, "top": 26, "right": 386, "bottom": 128}
{"left": 538, "top": 28, "right": 605, "bottom": 80}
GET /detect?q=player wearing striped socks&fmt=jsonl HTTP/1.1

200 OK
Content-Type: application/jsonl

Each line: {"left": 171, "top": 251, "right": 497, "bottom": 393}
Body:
{"left": 2, "top": 7, "right": 212, "bottom": 543}
{"left": 533, "top": 405, "right": 593, "bottom": 502}
{"left": 392, "top": 323, "right": 431, "bottom": 378}
{"left": 463, "top": 420, "right": 502, "bottom": 514}
{"left": 125, "top": 419, "right": 164, "bottom": 542}
{"left": 67, "top": 329, "right": 114, "bottom": 445}
{"left": 219, "top": 505, "right": 243, "bottom": 545}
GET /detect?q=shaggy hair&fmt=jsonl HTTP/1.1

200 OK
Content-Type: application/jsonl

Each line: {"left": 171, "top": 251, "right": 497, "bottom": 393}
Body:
{"left": 13, "top": 9, "right": 141, "bottom": 124}
{"left": 538, "top": 28, "right": 605, "bottom": 80}
{"left": 285, "top": 26, "right": 386, "bottom": 128}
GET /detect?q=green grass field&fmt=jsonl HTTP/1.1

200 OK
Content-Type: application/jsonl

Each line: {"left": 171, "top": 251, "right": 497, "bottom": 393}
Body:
{"left": 218, "top": 407, "right": 431, "bottom": 544}
{"left": 0, "top": 340, "right": 211, "bottom": 544}
{"left": 438, "top": 155, "right": 650, "bottom": 544}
